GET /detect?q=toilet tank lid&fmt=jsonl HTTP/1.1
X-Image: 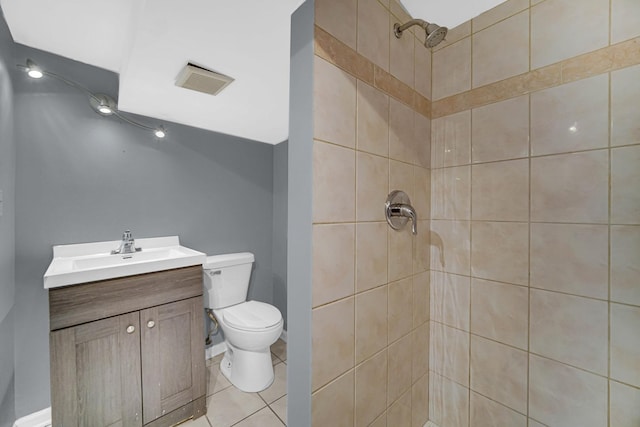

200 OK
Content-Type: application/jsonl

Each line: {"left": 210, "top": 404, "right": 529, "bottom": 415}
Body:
{"left": 204, "top": 252, "right": 254, "bottom": 269}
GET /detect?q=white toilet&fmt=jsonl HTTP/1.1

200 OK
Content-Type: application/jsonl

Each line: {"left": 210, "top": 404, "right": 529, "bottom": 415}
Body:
{"left": 203, "top": 252, "right": 283, "bottom": 392}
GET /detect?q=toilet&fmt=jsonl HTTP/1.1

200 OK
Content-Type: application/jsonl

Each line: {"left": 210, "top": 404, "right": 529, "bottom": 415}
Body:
{"left": 203, "top": 252, "right": 283, "bottom": 392}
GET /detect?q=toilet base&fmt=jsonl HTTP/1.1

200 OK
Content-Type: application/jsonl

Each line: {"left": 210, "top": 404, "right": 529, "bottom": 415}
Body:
{"left": 219, "top": 341, "right": 275, "bottom": 392}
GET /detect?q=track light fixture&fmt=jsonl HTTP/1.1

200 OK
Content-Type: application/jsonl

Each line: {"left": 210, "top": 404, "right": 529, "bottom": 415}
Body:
{"left": 18, "top": 59, "right": 167, "bottom": 139}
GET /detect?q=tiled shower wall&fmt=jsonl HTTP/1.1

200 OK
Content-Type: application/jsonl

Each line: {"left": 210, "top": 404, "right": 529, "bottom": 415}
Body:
{"left": 429, "top": 0, "right": 640, "bottom": 426}
{"left": 311, "top": 0, "right": 432, "bottom": 425}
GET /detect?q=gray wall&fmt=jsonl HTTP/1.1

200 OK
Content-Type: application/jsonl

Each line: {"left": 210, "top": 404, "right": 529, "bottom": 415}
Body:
{"left": 11, "top": 44, "right": 280, "bottom": 417}
{"left": 272, "top": 141, "right": 288, "bottom": 328}
{"left": 287, "top": 1, "right": 313, "bottom": 425}
{"left": 0, "top": 10, "right": 16, "bottom": 427}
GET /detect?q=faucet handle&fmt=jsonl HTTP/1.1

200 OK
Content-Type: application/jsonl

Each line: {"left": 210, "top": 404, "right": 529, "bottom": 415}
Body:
{"left": 123, "top": 229, "right": 132, "bottom": 240}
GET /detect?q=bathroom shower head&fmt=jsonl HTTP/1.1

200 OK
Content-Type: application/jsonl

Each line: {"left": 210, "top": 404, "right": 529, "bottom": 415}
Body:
{"left": 394, "top": 19, "right": 448, "bottom": 48}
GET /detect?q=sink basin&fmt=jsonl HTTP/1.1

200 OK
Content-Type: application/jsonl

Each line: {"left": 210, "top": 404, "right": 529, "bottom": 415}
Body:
{"left": 44, "top": 236, "right": 206, "bottom": 289}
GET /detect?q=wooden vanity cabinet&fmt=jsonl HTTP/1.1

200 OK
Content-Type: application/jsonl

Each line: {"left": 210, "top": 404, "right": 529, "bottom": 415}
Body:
{"left": 49, "top": 266, "right": 206, "bottom": 427}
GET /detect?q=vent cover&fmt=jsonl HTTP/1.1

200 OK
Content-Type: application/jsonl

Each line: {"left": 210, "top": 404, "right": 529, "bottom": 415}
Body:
{"left": 175, "top": 63, "right": 234, "bottom": 96}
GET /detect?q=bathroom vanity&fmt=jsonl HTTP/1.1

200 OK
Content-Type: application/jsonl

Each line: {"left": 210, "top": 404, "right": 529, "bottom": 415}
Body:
{"left": 44, "top": 236, "right": 207, "bottom": 427}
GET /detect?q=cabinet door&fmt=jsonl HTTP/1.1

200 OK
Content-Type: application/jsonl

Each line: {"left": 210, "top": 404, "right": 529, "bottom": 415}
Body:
{"left": 50, "top": 312, "right": 142, "bottom": 427}
{"left": 140, "top": 297, "right": 205, "bottom": 424}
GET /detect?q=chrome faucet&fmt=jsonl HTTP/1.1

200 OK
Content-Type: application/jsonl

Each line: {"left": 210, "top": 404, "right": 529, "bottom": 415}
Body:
{"left": 389, "top": 203, "right": 418, "bottom": 235}
{"left": 111, "top": 229, "right": 142, "bottom": 255}
{"left": 385, "top": 190, "right": 418, "bottom": 235}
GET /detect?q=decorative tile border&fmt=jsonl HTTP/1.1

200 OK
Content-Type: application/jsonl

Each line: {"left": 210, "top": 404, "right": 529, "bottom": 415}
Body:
{"left": 315, "top": 22, "right": 640, "bottom": 121}
{"left": 314, "top": 25, "right": 431, "bottom": 118}
{"left": 432, "top": 36, "right": 640, "bottom": 118}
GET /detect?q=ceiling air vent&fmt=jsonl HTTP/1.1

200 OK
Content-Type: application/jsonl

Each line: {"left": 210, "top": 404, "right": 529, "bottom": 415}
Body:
{"left": 175, "top": 63, "right": 234, "bottom": 96}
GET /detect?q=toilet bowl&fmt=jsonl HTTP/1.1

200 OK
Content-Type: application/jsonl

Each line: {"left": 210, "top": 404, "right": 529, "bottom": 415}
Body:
{"left": 203, "top": 253, "right": 283, "bottom": 392}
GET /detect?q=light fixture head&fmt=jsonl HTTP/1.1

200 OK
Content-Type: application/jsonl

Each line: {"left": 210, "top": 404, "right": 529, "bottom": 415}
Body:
{"left": 154, "top": 127, "right": 166, "bottom": 139}
{"left": 26, "top": 59, "right": 43, "bottom": 79}
{"left": 89, "top": 94, "right": 117, "bottom": 116}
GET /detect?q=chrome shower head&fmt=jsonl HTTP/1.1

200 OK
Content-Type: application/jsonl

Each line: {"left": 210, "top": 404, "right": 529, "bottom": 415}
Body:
{"left": 394, "top": 19, "right": 448, "bottom": 48}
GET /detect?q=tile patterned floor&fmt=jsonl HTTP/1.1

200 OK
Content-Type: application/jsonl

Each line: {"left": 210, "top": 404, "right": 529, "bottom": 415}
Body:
{"left": 180, "top": 339, "right": 287, "bottom": 427}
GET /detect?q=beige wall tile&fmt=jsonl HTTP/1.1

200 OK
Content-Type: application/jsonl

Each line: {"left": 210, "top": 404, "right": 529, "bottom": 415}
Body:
{"left": 530, "top": 223, "right": 609, "bottom": 299}
{"left": 472, "top": 0, "right": 529, "bottom": 32}
{"left": 530, "top": 289, "right": 608, "bottom": 375}
{"left": 357, "top": 0, "right": 390, "bottom": 71}
{"left": 470, "top": 391, "right": 527, "bottom": 427}
{"left": 611, "top": 303, "right": 640, "bottom": 387}
{"left": 388, "top": 277, "right": 413, "bottom": 342}
{"left": 429, "top": 372, "right": 470, "bottom": 427}
{"left": 612, "top": 145, "right": 640, "bottom": 224}
{"left": 313, "top": 141, "right": 355, "bottom": 223}
{"left": 312, "top": 298, "right": 355, "bottom": 390}
{"left": 315, "top": 0, "right": 357, "bottom": 50}
{"left": 388, "top": 389, "right": 412, "bottom": 426}
{"left": 313, "top": 224, "right": 355, "bottom": 307}
{"left": 389, "top": 98, "right": 416, "bottom": 163}
{"left": 388, "top": 333, "right": 413, "bottom": 404}
{"left": 413, "top": 219, "right": 431, "bottom": 273}
{"left": 611, "top": 225, "right": 640, "bottom": 306}
{"left": 430, "top": 322, "right": 470, "bottom": 386}
{"left": 471, "top": 95, "right": 529, "bottom": 163}
{"left": 356, "top": 152, "right": 389, "bottom": 222}
{"left": 611, "top": 64, "right": 640, "bottom": 147}
{"left": 430, "top": 220, "right": 471, "bottom": 276}
{"left": 370, "top": 412, "right": 387, "bottom": 427}
{"left": 611, "top": 0, "right": 640, "bottom": 43}
{"left": 432, "top": 110, "right": 471, "bottom": 168}
{"left": 531, "top": 74, "right": 609, "bottom": 156}
{"left": 473, "top": 11, "right": 529, "bottom": 88}
{"left": 430, "top": 271, "right": 470, "bottom": 331}
{"left": 470, "top": 335, "right": 528, "bottom": 413}
{"left": 390, "top": 14, "right": 415, "bottom": 88}
{"left": 433, "top": 21, "right": 472, "bottom": 52}
{"left": 529, "top": 354, "right": 608, "bottom": 427}
{"left": 531, "top": 0, "right": 609, "bottom": 69}
{"left": 412, "top": 322, "right": 430, "bottom": 381}
{"left": 471, "top": 159, "right": 529, "bottom": 221}
{"left": 314, "top": 57, "right": 356, "bottom": 148}
{"left": 389, "top": 225, "right": 414, "bottom": 282}
{"left": 413, "top": 166, "right": 430, "bottom": 220}
{"left": 528, "top": 420, "right": 546, "bottom": 427}
{"left": 610, "top": 380, "right": 640, "bottom": 427}
{"left": 432, "top": 166, "right": 471, "bottom": 220}
{"left": 355, "top": 285, "right": 388, "bottom": 363}
{"left": 356, "top": 222, "right": 388, "bottom": 292}
{"left": 312, "top": 370, "right": 355, "bottom": 427}
{"left": 413, "top": 271, "right": 430, "bottom": 326}
{"left": 432, "top": 37, "right": 472, "bottom": 100}
{"left": 531, "top": 150, "right": 609, "bottom": 223}
{"left": 471, "top": 221, "right": 529, "bottom": 286}
{"left": 357, "top": 80, "right": 389, "bottom": 157}
{"left": 470, "top": 278, "right": 528, "bottom": 349}
{"left": 355, "top": 350, "right": 387, "bottom": 426}
{"left": 412, "top": 373, "right": 429, "bottom": 427}
{"left": 414, "top": 42, "right": 432, "bottom": 100}
{"left": 414, "top": 113, "right": 431, "bottom": 168}
{"left": 390, "top": 159, "right": 415, "bottom": 198}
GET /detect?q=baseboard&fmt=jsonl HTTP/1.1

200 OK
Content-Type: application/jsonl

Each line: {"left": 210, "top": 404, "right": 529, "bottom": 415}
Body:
{"left": 12, "top": 407, "right": 51, "bottom": 427}
{"left": 205, "top": 341, "right": 228, "bottom": 360}
{"left": 279, "top": 329, "right": 287, "bottom": 342}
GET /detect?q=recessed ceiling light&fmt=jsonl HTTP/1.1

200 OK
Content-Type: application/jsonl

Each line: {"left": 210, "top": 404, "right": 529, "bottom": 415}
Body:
{"left": 26, "top": 59, "right": 43, "bottom": 79}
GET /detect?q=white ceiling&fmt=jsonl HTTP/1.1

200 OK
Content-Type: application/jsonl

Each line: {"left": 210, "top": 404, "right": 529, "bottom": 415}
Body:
{"left": 1, "top": 0, "right": 504, "bottom": 145}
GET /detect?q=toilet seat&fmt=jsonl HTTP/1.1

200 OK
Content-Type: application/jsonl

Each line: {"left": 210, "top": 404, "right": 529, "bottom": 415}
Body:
{"left": 223, "top": 300, "right": 282, "bottom": 331}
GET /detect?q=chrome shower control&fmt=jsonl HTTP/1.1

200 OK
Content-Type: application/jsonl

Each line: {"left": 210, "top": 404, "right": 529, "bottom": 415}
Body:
{"left": 385, "top": 190, "right": 418, "bottom": 235}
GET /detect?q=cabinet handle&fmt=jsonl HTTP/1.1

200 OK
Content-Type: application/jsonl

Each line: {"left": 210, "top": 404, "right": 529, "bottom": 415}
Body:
{"left": 147, "top": 320, "right": 155, "bottom": 329}
{"left": 126, "top": 325, "right": 136, "bottom": 334}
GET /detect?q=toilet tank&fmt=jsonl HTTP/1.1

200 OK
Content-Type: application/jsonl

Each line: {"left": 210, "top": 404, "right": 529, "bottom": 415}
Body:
{"left": 202, "top": 252, "right": 254, "bottom": 309}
